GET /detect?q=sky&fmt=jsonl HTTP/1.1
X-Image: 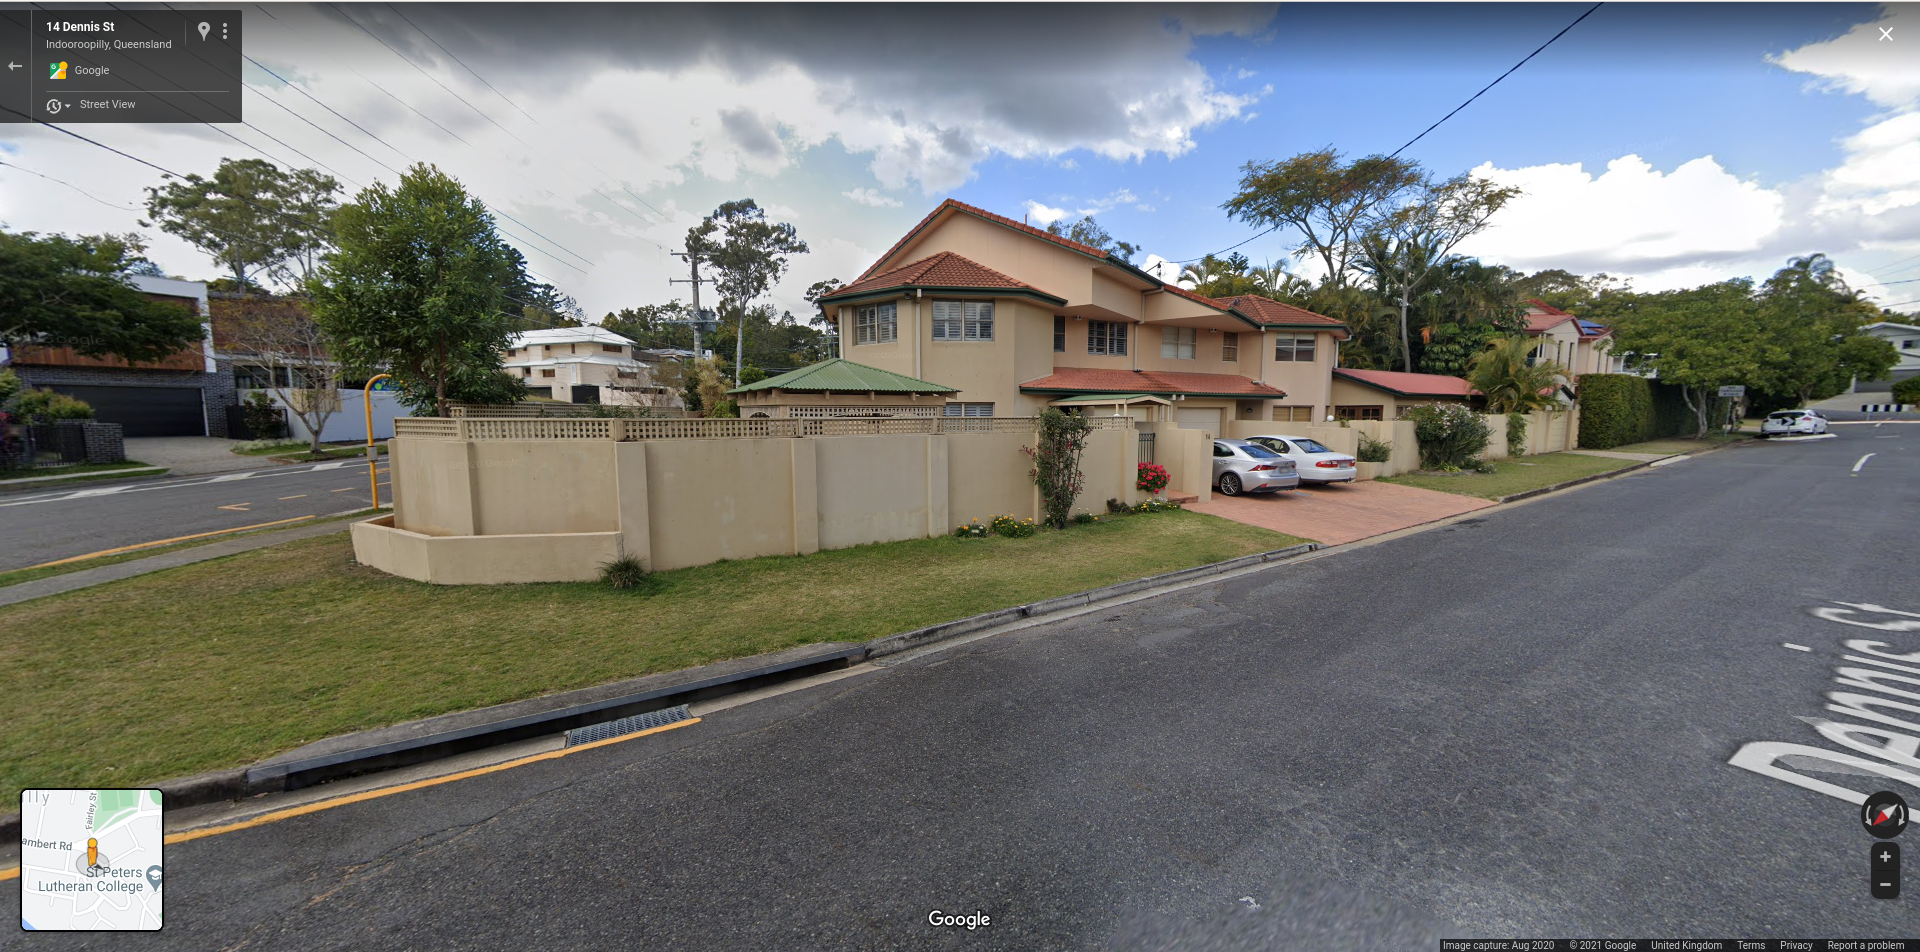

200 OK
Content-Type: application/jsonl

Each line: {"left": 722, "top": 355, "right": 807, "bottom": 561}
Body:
{"left": 2, "top": 2, "right": 1917, "bottom": 322}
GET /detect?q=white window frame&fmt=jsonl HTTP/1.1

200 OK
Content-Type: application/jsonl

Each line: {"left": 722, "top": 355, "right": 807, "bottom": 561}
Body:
{"left": 1274, "top": 332, "right": 1317, "bottom": 362}
{"left": 1088, "top": 320, "right": 1128, "bottom": 356}
{"left": 1161, "top": 326, "right": 1196, "bottom": 360}
{"left": 854, "top": 303, "right": 898, "bottom": 345}
{"left": 932, "top": 300, "right": 993, "bottom": 341}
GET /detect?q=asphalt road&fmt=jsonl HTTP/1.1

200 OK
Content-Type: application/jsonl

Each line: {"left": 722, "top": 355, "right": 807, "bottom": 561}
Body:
{"left": 0, "top": 461, "right": 387, "bottom": 572}
{"left": 6, "top": 425, "right": 1916, "bottom": 948}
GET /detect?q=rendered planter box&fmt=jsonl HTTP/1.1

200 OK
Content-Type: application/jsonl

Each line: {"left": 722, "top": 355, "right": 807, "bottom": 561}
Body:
{"left": 1354, "top": 461, "right": 1382, "bottom": 482}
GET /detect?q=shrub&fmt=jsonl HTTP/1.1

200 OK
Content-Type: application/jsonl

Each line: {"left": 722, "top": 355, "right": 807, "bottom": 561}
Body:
{"left": 1024, "top": 408, "right": 1092, "bottom": 530}
{"left": 1135, "top": 461, "right": 1171, "bottom": 494}
{"left": 991, "top": 514, "right": 1037, "bottom": 538}
{"left": 1106, "top": 497, "right": 1129, "bottom": 514}
{"left": 598, "top": 554, "right": 649, "bottom": 590}
{"left": 953, "top": 520, "right": 990, "bottom": 538}
{"left": 1401, "top": 402, "right": 1490, "bottom": 471}
{"left": 241, "top": 391, "right": 285, "bottom": 439}
{"left": 1473, "top": 458, "right": 1498, "bottom": 474}
{"left": 0, "top": 369, "right": 21, "bottom": 406}
{"left": 1894, "top": 376, "right": 1920, "bottom": 406}
{"left": 1506, "top": 412, "right": 1529, "bottom": 457}
{"left": 1072, "top": 512, "right": 1097, "bottom": 526}
{"left": 1133, "top": 498, "right": 1183, "bottom": 514}
{"left": 1577, "top": 374, "right": 1691, "bottom": 449}
{"left": 1354, "top": 432, "right": 1393, "bottom": 463}
{"left": 6, "top": 387, "right": 95, "bottom": 423}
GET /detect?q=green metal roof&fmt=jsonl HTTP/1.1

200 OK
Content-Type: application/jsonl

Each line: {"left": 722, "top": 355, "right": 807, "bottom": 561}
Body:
{"left": 728, "top": 358, "right": 958, "bottom": 395}
{"left": 1049, "top": 393, "right": 1165, "bottom": 404}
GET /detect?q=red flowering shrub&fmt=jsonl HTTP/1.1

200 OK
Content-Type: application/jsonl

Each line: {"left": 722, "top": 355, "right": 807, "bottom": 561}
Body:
{"left": 1136, "top": 461, "right": 1170, "bottom": 494}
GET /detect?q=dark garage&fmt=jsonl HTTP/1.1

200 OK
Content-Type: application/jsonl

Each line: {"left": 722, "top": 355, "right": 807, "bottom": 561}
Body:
{"left": 50, "top": 385, "right": 207, "bottom": 437}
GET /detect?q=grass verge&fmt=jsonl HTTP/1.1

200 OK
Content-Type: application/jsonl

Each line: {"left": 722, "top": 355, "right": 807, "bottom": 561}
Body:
{"left": 1380, "top": 452, "right": 1639, "bottom": 500}
{"left": 0, "top": 509, "right": 1301, "bottom": 803}
{"left": 0, "top": 509, "right": 376, "bottom": 589}
{"left": 1608, "top": 435, "right": 1753, "bottom": 456}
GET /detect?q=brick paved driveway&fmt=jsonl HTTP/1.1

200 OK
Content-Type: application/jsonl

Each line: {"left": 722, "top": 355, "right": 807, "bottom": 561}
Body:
{"left": 1187, "top": 479, "right": 1495, "bottom": 545}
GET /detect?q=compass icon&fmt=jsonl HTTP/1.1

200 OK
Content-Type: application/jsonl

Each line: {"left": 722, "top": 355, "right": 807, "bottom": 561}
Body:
{"left": 1863, "top": 790, "right": 1909, "bottom": 840}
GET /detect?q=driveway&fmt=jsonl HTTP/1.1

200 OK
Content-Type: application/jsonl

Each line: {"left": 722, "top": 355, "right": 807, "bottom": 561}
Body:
{"left": 123, "top": 436, "right": 284, "bottom": 476}
{"left": 1188, "top": 479, "right": 1493, "bottom": 545}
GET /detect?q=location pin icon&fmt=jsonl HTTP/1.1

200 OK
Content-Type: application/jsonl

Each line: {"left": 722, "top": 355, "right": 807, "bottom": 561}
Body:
{"left": 197, "top": 21, "right": 210, "bottom": 40}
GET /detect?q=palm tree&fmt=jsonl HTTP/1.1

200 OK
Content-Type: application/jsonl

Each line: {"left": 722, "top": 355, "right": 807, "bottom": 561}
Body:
{"left": 1467, "top": 336, "right": 1567, "bottom": 413}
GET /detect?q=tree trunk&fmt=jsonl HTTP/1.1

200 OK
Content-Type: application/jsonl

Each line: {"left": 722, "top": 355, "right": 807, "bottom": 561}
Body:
{"left": 1680, "top": 385, "right": 1710, "bottom": 439}
{"left": 1398, "top": 290, "right": 1413, "bottom": 374}
{"left": 435, "top": 331, "right": 449, "bottom": 419}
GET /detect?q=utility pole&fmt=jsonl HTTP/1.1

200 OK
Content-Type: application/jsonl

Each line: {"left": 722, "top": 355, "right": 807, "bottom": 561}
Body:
{"left": 669, "top": 250, "right": 715, "bottom": 360}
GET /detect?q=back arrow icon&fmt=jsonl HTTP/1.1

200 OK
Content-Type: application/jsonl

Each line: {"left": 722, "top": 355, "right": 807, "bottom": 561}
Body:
{"left": 6, "top": 62, "right": 20, "bottom": 71}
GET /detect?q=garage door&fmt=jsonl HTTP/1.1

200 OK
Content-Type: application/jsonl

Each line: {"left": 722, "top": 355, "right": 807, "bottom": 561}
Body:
{"left": 1175, "top": 407, "right": 1223, "bottom": 433}
{"left": 51, "top": 385, "right": 204, "bottom": 437}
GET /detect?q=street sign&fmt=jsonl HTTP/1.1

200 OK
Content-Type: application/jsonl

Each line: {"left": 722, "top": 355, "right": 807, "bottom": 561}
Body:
{"left": 1718, "top": 385, "right": 1746, "bottom": 397}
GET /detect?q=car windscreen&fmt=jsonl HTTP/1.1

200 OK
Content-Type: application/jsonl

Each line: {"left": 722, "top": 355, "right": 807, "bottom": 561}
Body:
{"left": 1292, "top": 438, "right": 1333, "bottom": 454}
{"left": 1768, "top": 412, "right": 1803, "bottom": 420}
{"left": 1239, "top": 444, "right": 1282, "bottom": 459}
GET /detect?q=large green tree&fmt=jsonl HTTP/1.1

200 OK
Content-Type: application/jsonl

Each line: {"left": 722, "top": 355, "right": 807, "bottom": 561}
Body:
{"left": 1609, "top": 280, "right": 1769, "bottom": 437}
{"left": 0, "top": 230, "right": 204, "bottom": 362}
{"left": 1222, "top": 147, "right": 1424, "bottom": 289}
{"left": 308, "top": 164, "right": 524, "bottom": 418}
{"left": 1751, "top": 253, "right": 1896, "bottom": 408}
{"left": 145, "top": 158, "right": 301, "bottom": 292}
{"left": 1355, "top": 174, "right": 1523, "bottom": 371}
{"left": 685, "top": 200, "right": 809, "bottom": 384}
{"left": 1467, "top": 336, "right": 1567, "bottom": 414}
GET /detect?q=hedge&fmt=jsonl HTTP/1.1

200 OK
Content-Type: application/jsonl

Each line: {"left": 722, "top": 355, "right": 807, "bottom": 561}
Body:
{"left": 1577, "top": 374, "right": 1690, "bottom": 449}
{"left": 1894, "top": 376, "right": 1920, "bottom": 406}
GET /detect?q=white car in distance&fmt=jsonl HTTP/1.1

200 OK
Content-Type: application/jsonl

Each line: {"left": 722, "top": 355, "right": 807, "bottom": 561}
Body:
{"left": 1243, "top": 434, "right": 1358, "bottom": 484}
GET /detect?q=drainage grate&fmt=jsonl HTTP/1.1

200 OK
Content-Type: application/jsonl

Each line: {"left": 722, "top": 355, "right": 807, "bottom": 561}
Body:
{"left": 563, "top": 705, "right": 693, "bottom": 747}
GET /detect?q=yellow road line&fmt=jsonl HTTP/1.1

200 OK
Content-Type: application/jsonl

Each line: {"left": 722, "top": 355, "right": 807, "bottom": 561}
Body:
{"left": 0, "top": 717, "right": 701, "bottom": 882}
{"left": 20, "top": 515, "right": 318, "bottom": 569}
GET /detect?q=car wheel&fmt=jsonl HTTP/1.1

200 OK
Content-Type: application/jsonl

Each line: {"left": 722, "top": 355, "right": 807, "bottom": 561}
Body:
{"left": 1219, "top": 473, "right": 1242, "bottom": 496}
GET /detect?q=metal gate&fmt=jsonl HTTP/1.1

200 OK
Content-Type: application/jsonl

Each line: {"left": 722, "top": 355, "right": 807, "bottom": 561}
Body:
{"left": 1138, "top": 431, "right": 1155, "bottom": 464}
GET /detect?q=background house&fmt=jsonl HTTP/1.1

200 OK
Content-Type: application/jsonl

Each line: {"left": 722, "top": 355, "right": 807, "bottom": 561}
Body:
{"left": 1856, "top": 321, "right": 1920, "bottom": 392}
{"left": 1524, "top": 299, "right": 1620, "bottom": 378}
{"left": 506, "top": 326, "right": 686, "bottom": 408}
{"left": 1329, "top": 368, "right": 1477, "bottom": 420}
{"left": 5, "top": 275, "right": 233, "bottom": 437}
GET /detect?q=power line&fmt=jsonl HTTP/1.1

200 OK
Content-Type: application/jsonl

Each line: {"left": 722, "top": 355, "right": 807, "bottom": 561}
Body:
{"left": 0, "top": 159, "right": 141, "bottom": 210}
{"left": 1169, "top": 2, "right": 1604, "bottom": 266}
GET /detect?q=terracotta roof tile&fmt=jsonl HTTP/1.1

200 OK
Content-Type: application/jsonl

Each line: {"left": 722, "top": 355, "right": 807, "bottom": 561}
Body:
{"left": 1020, "top": 367, "right": 1287, "bottom": 399}
{"left": 826, "top": 250, "right": 1059, "bottom": 302}
{"left": 1214, "top": 295, "right": 1345, "bottom": 327}
{"left": 854, "top": 199, "right": 1124, "bottom": 284}
{"left": 1332, "top": 368, "right": 1476, "bottom": 398}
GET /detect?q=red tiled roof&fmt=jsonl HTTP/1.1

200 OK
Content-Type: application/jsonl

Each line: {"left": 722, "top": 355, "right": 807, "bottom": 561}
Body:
{"left": 824, "top": 250, "right": 1061, "bottom": 302}
{"left": 1020, "top": 367, "right": 1287, "bottom": 399}
{"left": 1524, "top": 299, "right": 1579, "bottom": 334}
{"left": 856, "top": 200, "right": 1119, "bottom": 283}
{"left": 1214, "top": 295, "right": 1345, "bottom": 328}
{"left": 1333, "top": 368, "right": 1475, "bottom": 398}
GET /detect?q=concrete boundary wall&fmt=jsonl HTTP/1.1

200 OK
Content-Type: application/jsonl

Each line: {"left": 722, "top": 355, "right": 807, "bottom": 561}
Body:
{"left": 356, "top": 426, "right": 1140, "bottom": 584}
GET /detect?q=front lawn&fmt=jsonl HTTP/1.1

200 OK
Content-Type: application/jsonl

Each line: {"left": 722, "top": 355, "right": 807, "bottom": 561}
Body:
{"left": 1379, "top": 452, "right": 1639, "bottom": 500}
{"left": 0, "top": 510, "right": 1302, "bottom": 804}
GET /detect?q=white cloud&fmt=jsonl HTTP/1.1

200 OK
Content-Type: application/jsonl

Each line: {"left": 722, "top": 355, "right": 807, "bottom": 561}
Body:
{"left": 842, "top": 187, "right": 902, "bottom": 208}
{"left": 1025, "top": 201, "right": 1069, "bottom": 226}
{"left": 1771, "top": 6, "right": 1918, "bottom": 113}
{"left": 1455, "top": 156, "right": 1787, "bottom": 290}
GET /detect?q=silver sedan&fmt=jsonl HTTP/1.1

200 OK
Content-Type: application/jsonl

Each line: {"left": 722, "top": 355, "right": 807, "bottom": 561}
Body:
{"left": 1212, "top": 439, "right": 1300, "bottom": 496}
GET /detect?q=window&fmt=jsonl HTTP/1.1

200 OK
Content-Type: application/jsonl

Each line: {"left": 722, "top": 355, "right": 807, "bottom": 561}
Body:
{"left": 1904, "top": 339, "right": 1914, "bottom": 349}
{"left": 1335, "top": 405, "right": 1383, "bottom": 421}
{"left": 854, "top": 303, "right": 898, "bottom": 345}
{"left": 943, "top": 402, "right": 995, "bottom": 417}
{"left": 602, "top": 344, "right": 623, "bottom": 353}
{"left": 1088, "top": 320, "right": 1128, "bottom": 356}
{"left": 1213, "top": 442, "right": 1233, "bottom": 457}
{"left": 1053, "top": 316, "right": 1066, "bottom": 352}
{"left": 1222, "top": 332, "right": 1239, "bottom": 362}
{"left": 1274, "top": 332, "right": 1317, "bottom": 362}
{"left": 932, "top": 301, "right": 993, "bottom": 341}
{"left": 540, "top": 368, "right": 556, "bottom": 378}
{"left": 1161, "top": 327, "right": 1196, "bottom": 360}
{"left": 1271, "top": 406, "right": 1313, "bottom": 423}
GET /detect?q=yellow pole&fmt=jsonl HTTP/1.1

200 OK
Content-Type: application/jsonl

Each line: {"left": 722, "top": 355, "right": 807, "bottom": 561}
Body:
{"left": 365, "top": 374, "right": 391, "bottom": 509}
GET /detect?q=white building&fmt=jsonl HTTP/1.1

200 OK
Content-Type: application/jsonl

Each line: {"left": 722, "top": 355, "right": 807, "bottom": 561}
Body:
{"left": 1857, "top": 321, "right": 1920, "bottom": 392}
{"left": 504, "top": 326, "right": 685, "bottom": 408}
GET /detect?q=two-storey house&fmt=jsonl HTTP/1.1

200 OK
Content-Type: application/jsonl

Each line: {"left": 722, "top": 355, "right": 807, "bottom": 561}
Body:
{"left": 736, "top": 200, "right": 1351, "bottom": 429}
{"left": 505, "top": 326, "right": 685, "bottom": 408}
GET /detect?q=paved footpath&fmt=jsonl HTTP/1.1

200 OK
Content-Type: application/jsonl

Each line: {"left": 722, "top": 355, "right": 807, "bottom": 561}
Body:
{"left": 1189, "top": 479, "right": 1494, "bottom": 545}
